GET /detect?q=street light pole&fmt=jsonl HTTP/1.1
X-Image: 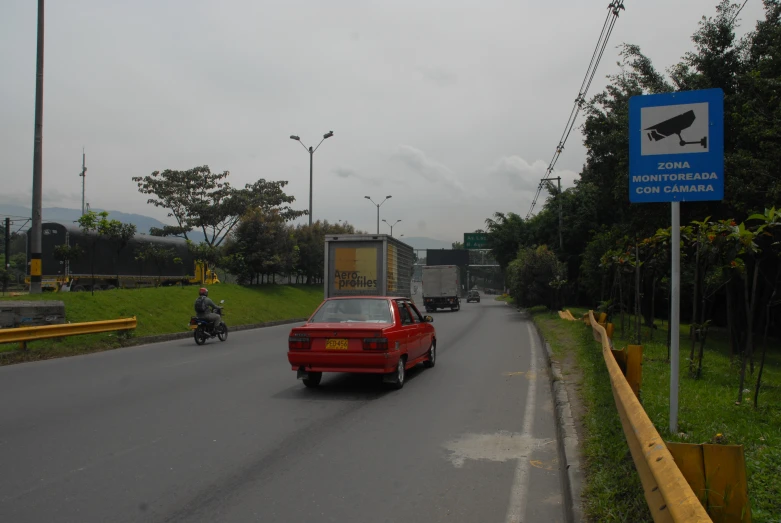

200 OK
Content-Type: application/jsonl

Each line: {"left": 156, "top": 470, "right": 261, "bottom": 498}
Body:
{"left": 290, "top": 131, "right": 333, "bottom": 226}
{"left": 382, "top": 219, "right": 401, "bottom": 237}
{"left": 365, "top": 195, "right": 392, "bottom": 234}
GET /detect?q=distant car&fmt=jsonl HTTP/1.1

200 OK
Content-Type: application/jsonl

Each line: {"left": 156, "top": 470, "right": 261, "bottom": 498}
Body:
{"left": 466, "top": 290, "right": 480, "bottom": 303}
{"left": 287, "top": 297, "right": 437, "bottom": 389}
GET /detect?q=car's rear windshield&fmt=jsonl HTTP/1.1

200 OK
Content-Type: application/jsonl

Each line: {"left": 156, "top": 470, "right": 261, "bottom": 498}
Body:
{"left": 310, "top": 299, "right": 393, "bottom": 324}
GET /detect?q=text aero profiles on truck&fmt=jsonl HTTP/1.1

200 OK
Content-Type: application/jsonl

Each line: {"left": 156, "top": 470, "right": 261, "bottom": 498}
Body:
{"left": 324, "top": 234, "right": 414, "bottom": 299}
{"left": 27, "top": 222, "right": 219, "bottom": 292}
{"left": 422, "top": 265, "right": 461, "bottom": 312}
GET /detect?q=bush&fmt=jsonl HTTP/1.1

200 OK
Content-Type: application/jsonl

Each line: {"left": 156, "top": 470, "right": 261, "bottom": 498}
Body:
{"left": 506, "top": 245, "right": 566, "bottom": 309}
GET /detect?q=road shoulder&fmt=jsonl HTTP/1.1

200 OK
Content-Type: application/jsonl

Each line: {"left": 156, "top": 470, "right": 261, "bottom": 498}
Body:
{"left": 523, "top": 307, "right": 585, "bottom": 523}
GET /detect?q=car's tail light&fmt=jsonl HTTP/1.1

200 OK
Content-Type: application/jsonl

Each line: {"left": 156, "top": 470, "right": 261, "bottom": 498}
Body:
{"left": 362, "top": 337, "right": 389, "bottom": 350}
{"left": 288, "top": 333, "right": 311, "bottom": 350}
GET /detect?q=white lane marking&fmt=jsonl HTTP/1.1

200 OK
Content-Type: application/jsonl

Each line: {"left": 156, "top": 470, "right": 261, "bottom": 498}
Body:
{"left": 505, "top": 323, "right": 538, "bottom": 523}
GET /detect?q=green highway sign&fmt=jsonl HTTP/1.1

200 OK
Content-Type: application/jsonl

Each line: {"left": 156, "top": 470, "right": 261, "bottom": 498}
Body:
{"left": 464, "top": 232, "right": 488, "bottom": 249}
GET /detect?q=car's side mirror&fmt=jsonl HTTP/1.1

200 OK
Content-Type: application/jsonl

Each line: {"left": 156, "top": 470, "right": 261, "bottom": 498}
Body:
{"left": 424, "top": 315, "right": 434, "bottom": 323}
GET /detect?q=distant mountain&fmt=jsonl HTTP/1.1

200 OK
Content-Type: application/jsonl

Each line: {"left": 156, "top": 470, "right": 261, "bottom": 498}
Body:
{"left": 0, "top": 204, "right": 206, "bottom": 242}
{"left": 399, "top": 236, "right": 454, "bottom": 250}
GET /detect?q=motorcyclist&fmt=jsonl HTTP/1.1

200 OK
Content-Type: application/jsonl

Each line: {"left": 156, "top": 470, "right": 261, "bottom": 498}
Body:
{"left": 195, "top": 287, "right": 221, "bottom": 327}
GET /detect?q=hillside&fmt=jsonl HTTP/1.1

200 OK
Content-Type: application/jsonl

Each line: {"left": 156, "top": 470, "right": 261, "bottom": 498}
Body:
{"left": 0, "top": 204, "right": 206, "bottom": 242}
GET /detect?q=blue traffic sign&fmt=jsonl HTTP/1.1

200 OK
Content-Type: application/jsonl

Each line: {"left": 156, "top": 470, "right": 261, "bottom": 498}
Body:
{"left": 629, "top": 88, "right": 724, "bottom": 203}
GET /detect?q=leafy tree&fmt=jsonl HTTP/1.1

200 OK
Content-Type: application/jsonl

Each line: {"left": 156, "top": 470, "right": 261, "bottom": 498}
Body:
{"left": 132, "top": 166, "right": 305, "bottom": 247}
{"left": 135, "top": 243, "right": 182, "bottom": 285}
{"left": 506, "top": 245, "right": 565, "bottom": 309}
{"left": 484, "top": 212, "right": 526, "bottom": 270}
{"left": 53, "top": 244, "right": 84, "bottom": 283}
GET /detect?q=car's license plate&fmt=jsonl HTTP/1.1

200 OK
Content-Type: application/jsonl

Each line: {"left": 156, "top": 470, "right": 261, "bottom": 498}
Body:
{"left": 325, "top": 338, "right": 349, "bottom": 351}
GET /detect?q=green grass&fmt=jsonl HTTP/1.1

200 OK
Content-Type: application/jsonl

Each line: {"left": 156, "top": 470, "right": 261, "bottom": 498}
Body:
{"left": 1, "top": 284, "right": 324, "bottom": 362}
{"left": 534, "top": 308, "right": 781, "bottom": 522}
{"left": 494, "top": 294, "right": 515, "bottom": 303}
{"left": 610, "top": 317, "right": 781, "bottom": 522}
{"left": 533, "top": 309, "right": 652, "bottom": 522}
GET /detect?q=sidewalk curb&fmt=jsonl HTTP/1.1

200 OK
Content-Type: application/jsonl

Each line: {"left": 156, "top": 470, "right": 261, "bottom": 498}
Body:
{"left": 526, "top": 308, "right": 583, "bottom": 523}
{"left": 0, "top": 317, "right": 308, "bottom": 359}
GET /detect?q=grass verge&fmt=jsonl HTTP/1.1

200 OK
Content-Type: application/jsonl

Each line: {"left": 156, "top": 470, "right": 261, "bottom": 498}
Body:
{"left": 534, "top": 307, "right": 781, "bottom": 522}
{"left": 1, "top": 284, "right": 324, "bottom": 363}
{"left": 610, "top": 316, "right": 781, "bottom": 522}
{"left": 532, "top": 308, "right": 651, "bottom": 522}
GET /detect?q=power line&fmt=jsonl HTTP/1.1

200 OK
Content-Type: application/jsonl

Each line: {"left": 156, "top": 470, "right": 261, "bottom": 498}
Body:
{"left": 729, "top": 0, "right": 750, "bottom": 25}
{"left": 526, "top": 1, "right": 626, "bottom": 220}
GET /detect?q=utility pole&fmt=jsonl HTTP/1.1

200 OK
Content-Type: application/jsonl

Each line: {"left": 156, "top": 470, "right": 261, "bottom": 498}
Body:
{"left": 541, "top": 176, "right": 563, "bottom": 251}
{"left": 79, "top": 148, "right": 87, "bottom": 216}
{"left": 3, "top": 217, "right": 10, "bottom": 295}
{"left": 30, "top": 0, "right": 45, "bottom": 294}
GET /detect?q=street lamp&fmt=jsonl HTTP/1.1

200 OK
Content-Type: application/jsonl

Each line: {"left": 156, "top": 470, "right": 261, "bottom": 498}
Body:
{"left": 290, "top": 131, "right": 334, "bottom": 226}
{"left": 382, "top": 219, "right": 401, "bottom": 237}
{"left": 364, "top": 195, "right": 392, "bottom": 234}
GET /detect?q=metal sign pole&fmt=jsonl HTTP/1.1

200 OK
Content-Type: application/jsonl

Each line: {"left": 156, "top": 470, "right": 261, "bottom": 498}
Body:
{"left": 670, "top": 201, "right": 681, "bottom": 433}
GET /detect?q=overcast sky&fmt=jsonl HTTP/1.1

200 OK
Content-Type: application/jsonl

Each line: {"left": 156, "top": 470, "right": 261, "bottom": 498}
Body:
{"left": 0, "top": 1, "right": 767, "bottom": 243}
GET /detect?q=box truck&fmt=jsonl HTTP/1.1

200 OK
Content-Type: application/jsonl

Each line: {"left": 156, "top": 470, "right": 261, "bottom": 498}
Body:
{"left": 422, "top": 265, "right": 461, "bottom": 312}
{"left": 324, "top": 234, "right": 414, "bottom": 299}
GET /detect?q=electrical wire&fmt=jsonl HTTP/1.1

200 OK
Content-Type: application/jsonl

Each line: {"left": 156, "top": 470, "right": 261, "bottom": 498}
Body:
{"left": 526, "top": 1, "right": 625, "bottom": 219}
{"left": 729, "top": 0, "right": 750, "bottom": 25}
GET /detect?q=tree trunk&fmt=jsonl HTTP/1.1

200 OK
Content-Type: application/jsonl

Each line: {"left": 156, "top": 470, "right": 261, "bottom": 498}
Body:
{"left": 726, "top": 282, "right": 736, "bottom": 361}
{"left": 618, "top": 268, "right": 625, "bottom": 336}
{"left": 635, "top": 243, "right": 641, "bottom": 344}
{"left": 754, "top": 266, "right": 779, "bottom": 408}
{"left": 691, "top": 237, "right": 700, "bottom": 340}
{"left": 650, "top": 276, "right": 657, "bottom": 341}
{"left": 737, "top": 261, "right": 760, "bottom": 404}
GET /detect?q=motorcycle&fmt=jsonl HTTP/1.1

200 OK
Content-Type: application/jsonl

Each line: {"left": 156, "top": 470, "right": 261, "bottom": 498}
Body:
{"left": 189, "top": 300, "right": 228, "bottom": 345}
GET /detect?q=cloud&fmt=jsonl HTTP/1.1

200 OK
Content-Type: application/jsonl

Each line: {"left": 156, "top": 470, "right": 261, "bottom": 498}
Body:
{"left": 333, "top": 166, "right": 359, "bottom": 179}
{"left": 415, "top": 66, "right": 458, "bottom": 87}
{"left": 393, "top": 145, "right": 465, "bottom": 195}
{"left": 488, "top": 156, "right": 578, "bottom": 193}
{"left": 331, "top": 166, "right": 380, "bottom": 184}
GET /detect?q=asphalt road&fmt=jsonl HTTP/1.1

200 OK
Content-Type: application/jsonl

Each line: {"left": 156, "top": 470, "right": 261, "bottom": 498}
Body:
{"left": 0, "top": 291, "right": 564, "bottom": 523}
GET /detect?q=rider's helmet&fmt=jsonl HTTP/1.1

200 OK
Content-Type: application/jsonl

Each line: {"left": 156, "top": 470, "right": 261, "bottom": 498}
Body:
{"left": 199, "top": 287, "right": 208, "bottom": 296}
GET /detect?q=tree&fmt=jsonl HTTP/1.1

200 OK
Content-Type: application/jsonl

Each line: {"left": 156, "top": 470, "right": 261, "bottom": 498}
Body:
{"left": 506, "top": 245, "right": 566, "bottom": 309}
{"left": 53, "top": 244, "right": 84, "bottom": 281}
{"left": 102, "top": 220, "right": 137, "bottom": 284}
{"left": 135, "top": 243, "right": 181, "bottom": 285}
{"left": 132, "top": 166, "right": 305, "bottom": 247}
{"left": 484, "top": 212, "right": 526, "bottom": 270}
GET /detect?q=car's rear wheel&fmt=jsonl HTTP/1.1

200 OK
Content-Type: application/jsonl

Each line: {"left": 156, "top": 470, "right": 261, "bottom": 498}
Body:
{"left": 303, "top": 372, "right": 322, "bottom": 388}
{"left": 388, "top": 357, "right": 406, "bottom": 390}
{"left": 423, "top": 342, "right": 436, "bottom": 368}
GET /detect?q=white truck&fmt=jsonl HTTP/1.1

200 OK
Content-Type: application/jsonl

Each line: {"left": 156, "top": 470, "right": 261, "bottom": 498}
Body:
{"left": 422, "top": 265, "right": 461, "bottom": 312}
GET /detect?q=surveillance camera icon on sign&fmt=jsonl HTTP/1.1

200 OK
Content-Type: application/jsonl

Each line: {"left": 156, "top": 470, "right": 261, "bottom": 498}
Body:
{"left": 645, "top": 110, "right": 707, "bottom": 149}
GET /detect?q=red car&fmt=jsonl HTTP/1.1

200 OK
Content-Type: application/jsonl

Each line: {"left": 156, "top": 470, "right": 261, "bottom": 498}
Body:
{"left": 287, "top": 296, "right": 436, "bottom": 389}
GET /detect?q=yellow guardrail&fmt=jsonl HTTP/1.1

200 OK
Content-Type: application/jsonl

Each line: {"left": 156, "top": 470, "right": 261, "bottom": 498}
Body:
{"left": 588, "top": 310, "right": 711, "bottom": 523}
{"left": 0, "top": 317, "right": 137, "bottom": 349}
